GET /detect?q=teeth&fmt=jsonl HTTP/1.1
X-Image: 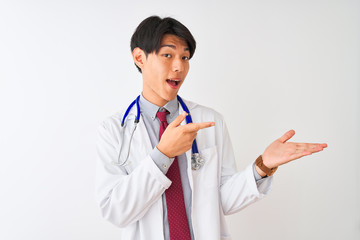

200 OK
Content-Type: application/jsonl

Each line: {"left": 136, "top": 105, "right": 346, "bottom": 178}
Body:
{"left": 167, "top": 79, "right": 180, "bottom": 86}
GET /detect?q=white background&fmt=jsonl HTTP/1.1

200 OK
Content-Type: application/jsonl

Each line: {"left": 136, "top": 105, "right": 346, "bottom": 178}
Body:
{"left": 0, "top": 0, "right": 359, "bottom": 239}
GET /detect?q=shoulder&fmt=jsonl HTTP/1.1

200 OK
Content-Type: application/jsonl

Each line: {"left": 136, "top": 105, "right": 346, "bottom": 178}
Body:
{"left": 98, "top": 110, "right": 125, "bottom": 134}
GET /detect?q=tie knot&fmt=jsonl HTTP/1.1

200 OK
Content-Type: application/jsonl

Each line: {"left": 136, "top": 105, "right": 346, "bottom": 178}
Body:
{"left": 156, "top": 110, "right": 169, "bottom": 122}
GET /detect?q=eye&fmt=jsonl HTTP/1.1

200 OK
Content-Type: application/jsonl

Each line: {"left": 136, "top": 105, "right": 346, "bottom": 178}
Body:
{"left": 163, "top": 54, "right": 171, "bottom": 58}
{"left": 182, "top": 56, "right": 190, "bottom": 61}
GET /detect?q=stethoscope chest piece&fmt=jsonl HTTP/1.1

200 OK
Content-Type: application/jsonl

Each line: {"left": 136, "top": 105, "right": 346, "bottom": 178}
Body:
{"left": 191, "top": 153, "right": 204, "bottom": 170}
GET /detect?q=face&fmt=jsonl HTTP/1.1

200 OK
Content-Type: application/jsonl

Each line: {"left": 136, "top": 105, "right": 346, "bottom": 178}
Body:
{"left": 137, "top": 34, "right": 190, "bottom": 106}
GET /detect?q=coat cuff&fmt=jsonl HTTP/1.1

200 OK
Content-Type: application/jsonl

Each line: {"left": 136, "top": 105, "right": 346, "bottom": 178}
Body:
{"left": 143, "top": 155, "right": 172, "bottom": 189}
{"left": 247, "top": 162, "right": 273, "bottom": 197}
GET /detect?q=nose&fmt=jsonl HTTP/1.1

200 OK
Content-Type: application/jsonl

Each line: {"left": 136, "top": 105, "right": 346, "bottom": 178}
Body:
{"left": 172, "top": 58, "right": 185, "bottom": 72}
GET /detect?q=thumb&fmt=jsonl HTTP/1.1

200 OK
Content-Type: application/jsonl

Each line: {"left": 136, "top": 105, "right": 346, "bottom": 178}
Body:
{"left": 279, "top": 129, "right": 295, "bottom": 143}
{"left": 169, "top": 112, "right": 187, "bottom": 128}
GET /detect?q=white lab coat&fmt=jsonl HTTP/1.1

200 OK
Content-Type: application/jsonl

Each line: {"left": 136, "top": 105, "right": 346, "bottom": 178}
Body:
{"left": 96, "top": 99, "right": 273, "bottom": 240}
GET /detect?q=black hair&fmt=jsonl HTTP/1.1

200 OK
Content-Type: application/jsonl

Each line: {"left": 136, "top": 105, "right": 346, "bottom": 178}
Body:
{"left": 130, "top": 16, "right": 196, "bottom": 73}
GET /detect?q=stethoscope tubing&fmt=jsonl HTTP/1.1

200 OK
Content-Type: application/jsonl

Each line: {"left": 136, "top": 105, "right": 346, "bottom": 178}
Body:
{"left": 121, "top": 95, "right": 140, "bottom": 127}
{"left": 177, "top": 95, "right": 199, "bottom": 155}
{"left": 116, "top": 95, "right": 202, "bottom": 169}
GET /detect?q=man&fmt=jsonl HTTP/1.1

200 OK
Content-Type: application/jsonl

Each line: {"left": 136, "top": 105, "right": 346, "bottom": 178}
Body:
{"left": 96, "top": 16, "right": 327, "bottom": 240}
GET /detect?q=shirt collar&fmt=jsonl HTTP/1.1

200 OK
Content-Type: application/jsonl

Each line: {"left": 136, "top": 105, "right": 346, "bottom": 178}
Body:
{"left": 139, "top": 94, "right": 179, "bottom": 120}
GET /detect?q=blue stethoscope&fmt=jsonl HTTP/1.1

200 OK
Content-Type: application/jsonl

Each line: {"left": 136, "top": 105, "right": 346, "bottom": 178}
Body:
{"left": 113, "top": 95, "right": 204, "bottom": 170}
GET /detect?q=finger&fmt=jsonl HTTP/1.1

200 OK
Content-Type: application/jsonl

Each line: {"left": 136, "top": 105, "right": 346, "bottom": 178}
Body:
{"left": 311, "top": 143, "right": 328, "bottom": 150}
{"left": 292, "top": 143, "right": 314, "bottom": 152}
{"left": 169, "top": 112, "right": 187, "bottom": 127}
{"left": 293, "top": 143, "right": 326, "bottom": 153}
{"left": 279, "top": 129, "right": 295, "bottom": 143}
{"left": 310, "top": 145, "right": 325, "bottom": 153}
{"left": 289, "top": 151, "right": 313, "bottom": 161}
{"left": 293, "top": 145, "right": 325, "bottom": 157}
{"left": 184, "top": 122, "right": 215, "bottom": 132}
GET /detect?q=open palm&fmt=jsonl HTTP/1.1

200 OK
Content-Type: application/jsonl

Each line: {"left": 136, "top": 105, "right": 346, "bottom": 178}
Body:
{"left": 262, "top": 130, "right": 327, "bottom": 169}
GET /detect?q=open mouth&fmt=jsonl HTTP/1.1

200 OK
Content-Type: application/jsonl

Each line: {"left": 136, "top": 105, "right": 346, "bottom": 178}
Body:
{"left": 166, "top": 79, "right": 181, "bottom": 88}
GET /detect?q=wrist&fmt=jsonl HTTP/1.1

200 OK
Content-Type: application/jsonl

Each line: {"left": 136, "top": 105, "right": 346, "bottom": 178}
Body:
{"left": 255, "top": 155, "right": 278, "bottom": 176}
{"left": 255, "top": 165, "right": 267, "bottom": 178}
{"left": 261, "top": 154, "right": 278, "bottom": 169}
{"left": 157, "top": 143, "right": 172, "bottom": 158}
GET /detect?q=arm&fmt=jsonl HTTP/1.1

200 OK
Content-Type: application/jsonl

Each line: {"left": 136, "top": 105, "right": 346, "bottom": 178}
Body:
{"left": 95, "top": 120, "right": 171, "bottom": 228}
{"left": 219, "top": 120, "right": 273, "bottom": 215}
{"left": 220, "top": 127, "right": 327, "bottom": 214}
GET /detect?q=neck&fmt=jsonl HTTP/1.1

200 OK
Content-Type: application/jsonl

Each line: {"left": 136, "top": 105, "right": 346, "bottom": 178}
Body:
{"left": 141, "top": 91, "right": 169, "bottom": 107}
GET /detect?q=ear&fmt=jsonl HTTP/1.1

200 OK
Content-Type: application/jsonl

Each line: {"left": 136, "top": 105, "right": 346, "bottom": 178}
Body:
{"left": 132, "top": 47, "right": 146, "bottom": 70}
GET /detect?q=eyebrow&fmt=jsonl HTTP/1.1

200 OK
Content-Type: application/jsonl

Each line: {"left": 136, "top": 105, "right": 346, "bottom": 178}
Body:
{"left": 160, "top": 44, "right": 189, "bottom": 51}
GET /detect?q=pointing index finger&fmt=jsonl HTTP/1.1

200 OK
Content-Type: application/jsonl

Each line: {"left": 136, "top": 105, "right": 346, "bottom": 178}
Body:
{"left": 184, "top": 122, "right": 215, "bottom": 132}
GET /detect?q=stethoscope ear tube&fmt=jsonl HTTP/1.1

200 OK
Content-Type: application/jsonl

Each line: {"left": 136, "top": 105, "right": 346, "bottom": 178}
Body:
{"left": 116, "top": 96, "right": 140, "bottom": 166}
{"left": 113, "top": 122, "right": 138, "bottom": 166}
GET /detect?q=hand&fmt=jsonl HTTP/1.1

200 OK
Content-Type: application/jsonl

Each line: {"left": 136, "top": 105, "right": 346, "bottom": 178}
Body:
{"left": 157, "top": 112, "right": 215, "bottom": 158}
{"left": 261, "top": 130, "right": 327, "bottom": 169}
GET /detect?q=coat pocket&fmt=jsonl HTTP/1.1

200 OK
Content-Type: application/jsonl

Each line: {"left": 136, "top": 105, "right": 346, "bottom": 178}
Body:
{"left": 192, "top": 145, "right": 219, "bottom": 189}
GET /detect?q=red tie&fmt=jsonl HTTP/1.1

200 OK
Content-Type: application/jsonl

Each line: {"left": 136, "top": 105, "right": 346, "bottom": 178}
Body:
{"left": 157, "top": 110, "right": 191, "bottom": 240}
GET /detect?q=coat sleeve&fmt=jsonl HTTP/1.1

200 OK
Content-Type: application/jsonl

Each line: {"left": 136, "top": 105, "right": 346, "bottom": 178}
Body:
{"left": 218, "top": 119, "right": 273, "bottom": 215}
{"left": 95, "top": 119, "right": 171, "bottom": 227}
